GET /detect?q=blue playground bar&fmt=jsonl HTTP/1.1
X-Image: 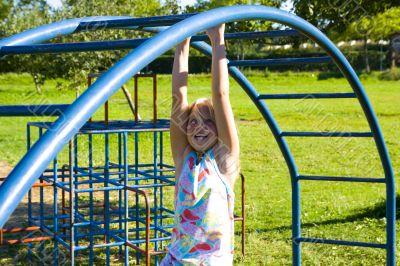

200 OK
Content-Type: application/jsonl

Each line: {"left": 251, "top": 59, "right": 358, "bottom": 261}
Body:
{"left": 0, "top": 6, "right": 395, "bottom": 266}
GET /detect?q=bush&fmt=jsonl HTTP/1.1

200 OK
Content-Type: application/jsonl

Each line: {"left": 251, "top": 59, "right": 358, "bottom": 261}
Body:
{"left": 317, "top": 71, "right": 346, "bottom": 80}
{"left": 379, "top": 67, "right": 400, "bottom": 81}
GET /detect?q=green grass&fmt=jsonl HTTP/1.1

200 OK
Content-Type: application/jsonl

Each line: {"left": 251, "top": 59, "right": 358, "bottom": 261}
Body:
{"left": 0, "top": 71, "right": 399, "bottom": 265}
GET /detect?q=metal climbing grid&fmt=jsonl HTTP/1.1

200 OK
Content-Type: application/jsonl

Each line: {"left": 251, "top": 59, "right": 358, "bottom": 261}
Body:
{"left": 0, "top": 5, "right": 396, "bottom": 266}
{"left": 27, "top": 73, "right": 176, "bottom": 265}
{"left": 27, "top": 121, "right": 175, "bottom": 265}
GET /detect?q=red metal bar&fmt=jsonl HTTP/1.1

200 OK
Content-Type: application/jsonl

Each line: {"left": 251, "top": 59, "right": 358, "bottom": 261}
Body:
{"left": 0, "top": 226, "right": 52, "bottom": 246}
{"left": 126, "top": 241, "right": 145, "bottom": 253}
{"left": 32, "top": 182, "right": 52, "bottom": 188}
{"left": 150, "top": 250, "right": 167, "bottom": 256}
{"left": 4, "top": 236, "right": 52, "bottom": 245}
{"left": 1, "top": 226, "right": 40, "bottom": 233}
{"left": 105, "top": 101, "right": 109, "bottom": 126}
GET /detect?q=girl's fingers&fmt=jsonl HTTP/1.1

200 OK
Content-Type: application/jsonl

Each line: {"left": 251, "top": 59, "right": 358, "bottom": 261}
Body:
{"left": 177, "top": 37, "right": 191, "bottom": 48}
{"left": 206, "top": 24, "right": 225, "bottom": 40}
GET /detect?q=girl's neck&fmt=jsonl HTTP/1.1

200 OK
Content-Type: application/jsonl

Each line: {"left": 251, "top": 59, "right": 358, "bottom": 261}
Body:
{"left": 195, "top": 150, "right": 205, "bottom": 164}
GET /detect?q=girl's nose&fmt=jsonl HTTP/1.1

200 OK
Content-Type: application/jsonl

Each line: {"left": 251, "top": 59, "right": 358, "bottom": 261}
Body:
{"left": 195, "top": 123, "right": 208, "bottom": 132}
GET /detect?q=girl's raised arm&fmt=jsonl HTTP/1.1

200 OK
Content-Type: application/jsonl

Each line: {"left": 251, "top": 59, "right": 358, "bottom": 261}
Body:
{"left": 170, "top": 38, "right": 191, "bottom": 169}
{"left": 207, "top": 25, "right": 240, "bottom": 184}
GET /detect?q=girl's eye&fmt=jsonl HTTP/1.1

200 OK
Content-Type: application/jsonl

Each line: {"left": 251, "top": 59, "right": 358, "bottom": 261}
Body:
{"left": 190, "top": 119, "right": 197, "bottom": 125}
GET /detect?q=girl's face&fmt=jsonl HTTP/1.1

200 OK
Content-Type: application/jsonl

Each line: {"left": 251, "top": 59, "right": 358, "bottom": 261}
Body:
{"left": 187, "top": 103, "right": 218, "bottom": 153}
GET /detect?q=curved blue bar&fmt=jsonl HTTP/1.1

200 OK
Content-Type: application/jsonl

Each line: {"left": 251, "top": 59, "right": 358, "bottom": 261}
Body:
{"left": 0, "top": 16, "right": 131, "bottom": 47}
{"left": 228, "top": 56, "right": 332, "bottom": 66}
{"left": 0, "top": 30, "right": 300, "bottom": 55}
{"left": 76, "top": 14, "right": 196, "bottom": 30}
{"left": 0, "top": 5, "right": 394, "bottom": 265}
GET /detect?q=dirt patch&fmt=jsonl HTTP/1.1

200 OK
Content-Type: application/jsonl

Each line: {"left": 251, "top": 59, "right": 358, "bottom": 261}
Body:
{"left": 0, "top": 161, "right": 53, "bottom": 229}
{"left": 2, "top": 185, "right": 55, "bottom": 229}
{"left": 237, "top": 118, "right": 262, "bottom": 124}
{"left": 0, "top": 161, "right": 12, "bottom": 177}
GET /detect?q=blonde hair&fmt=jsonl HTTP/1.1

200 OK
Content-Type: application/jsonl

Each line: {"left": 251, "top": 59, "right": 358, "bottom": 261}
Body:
{"left": 188, "top": 98, "right": 215, "bottom": 120}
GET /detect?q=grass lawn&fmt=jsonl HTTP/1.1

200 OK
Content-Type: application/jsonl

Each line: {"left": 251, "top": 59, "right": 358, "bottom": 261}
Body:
{"left": 0, "top": 71, "right": 399, "bottom": 265}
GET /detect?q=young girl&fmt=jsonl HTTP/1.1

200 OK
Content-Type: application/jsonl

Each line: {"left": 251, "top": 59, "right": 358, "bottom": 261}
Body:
{"left": 161, "top": 24, "right": 240, "bottom": 265}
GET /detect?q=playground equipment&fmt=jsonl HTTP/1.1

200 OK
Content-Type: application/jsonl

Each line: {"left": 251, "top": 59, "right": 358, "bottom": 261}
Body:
{"left": 0, "top": 5, "right": 396, "bottom": 265}
{"left": 0, "top": 72, "right": 247, "bottom": 265}
{"left": 26, "top": 74, "right": 176, "bottom": 265}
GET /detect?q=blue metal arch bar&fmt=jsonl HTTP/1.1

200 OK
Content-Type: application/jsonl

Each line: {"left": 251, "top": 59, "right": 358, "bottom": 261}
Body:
{"left": 0, "top": 5, "right": 395, "bottom": 265}
{"left": 0, "top": 16, "right": 133, "bottom": 47}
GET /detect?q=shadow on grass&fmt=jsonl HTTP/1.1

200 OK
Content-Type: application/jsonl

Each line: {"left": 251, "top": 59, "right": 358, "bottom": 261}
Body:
{"left": 251, "top": 194, "right": 400, "bottom": 233}
{"left": 3, "top": 201, "right": 56, "bottom": 229}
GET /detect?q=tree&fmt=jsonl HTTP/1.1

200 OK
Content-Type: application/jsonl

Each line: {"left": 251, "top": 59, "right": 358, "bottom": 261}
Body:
{"left": 348, "top": 7, "right": 400, "bottom": 68}
{"left": 0, "top": 0, "right": 13, "bottom": 21}
{"left": 292, "top": 0, "right": 400, "bottom": 72}
{"left": 161, "top": 0, "right": 181, "bottom": 15}
{"left": 184, "top": 0, "right": 283, "bottom": 61}
{"left": 1, "top": 0, "right": 181, "bottom": 93}
{"left": 292, "top": 0, "right": 397, "bottom": 36}
{"left": 1, "top": 1, "right": 53, "bottom": 92}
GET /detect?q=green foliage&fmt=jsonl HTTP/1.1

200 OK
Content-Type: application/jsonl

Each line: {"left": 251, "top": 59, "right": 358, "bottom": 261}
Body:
{"left": 0, "top": 0, "right": 181, "bottom": 93}
{"left": 0, "top": 0, "right": 13, "bottom": 22}
{"left": 379, "top": 67, "right": 400, "bottom": 81}
{"left": 344, "top": 7, "right": 400, "bottom": 41}
{"left": 342, "top": 6, "right": 400, "bottom": 70}
{"left": 292, "top": 1, "right": 400, "bottom": 72}
{"left": 368, "top": 7, "right": 400, "bottom": 40}
{"left": 1, "top": 0, "right": 399, "bottom": 92}
{"left": 0, "top": 1, "right": 54, "bottom": 93}
{"left": 48, "top": 0, "right": 181, "bottom": 91}
{"left": 185, "top": 0, "right": 283, "bottom": 60}
{"left": 293, "top": 0, "right": 399, "bottom": 40}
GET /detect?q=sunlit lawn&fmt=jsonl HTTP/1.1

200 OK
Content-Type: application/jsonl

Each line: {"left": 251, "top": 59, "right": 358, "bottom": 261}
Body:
{"left": 0, "top": 71, "right": 399, "bottom": 265}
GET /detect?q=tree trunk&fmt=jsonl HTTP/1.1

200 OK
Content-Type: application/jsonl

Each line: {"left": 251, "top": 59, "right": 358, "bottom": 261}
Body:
{"left": 391, "top": 49, "right": 397, "bottom": 69}
{"left": 363, "top": 36, "right": 370, "bottom": 73}
{"left": 31, "top": 73, "right": 42, "bottom": 94}
{"left": 390, "top": 36, "right": 398, "bottom": 69}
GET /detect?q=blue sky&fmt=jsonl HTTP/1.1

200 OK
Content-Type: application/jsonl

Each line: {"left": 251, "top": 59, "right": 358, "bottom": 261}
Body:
{"left": 46, "top": 0, "right": 197, "bottom": 9}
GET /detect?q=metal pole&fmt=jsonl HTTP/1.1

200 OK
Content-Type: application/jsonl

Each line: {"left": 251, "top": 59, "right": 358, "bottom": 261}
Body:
{"left": 53, "top": 157, "right": 59, "bottom": 266}
{"left": 153, "top": 131, "right": 158, "bottom": 264}
{"left": 27, "top": 124, "right": 33, "bottom": 262}
{"left": 153, "top": 74, "right": 157, "bottom": 123}
{"left": 118, "top": 132, "right": 123, "bottom": 256}
{"left": 69, "top": 140, "right": 75, "bottom": 265}
{"left": 88, "top": 133, "right": 94, "bottom": 264}
{"left": 38, "top": 128, "right": 45, "bottom": 258}
{"left": 104, "top": 133, "right": 110, "bottom": 266}
{"left": 134, "top": 132, "right": 140, "bottom": 264}
{"left": 73, "top": 134, "right": 79, "bottom": 249}
{"left": 134, "top": 76, "right": 138, "bottom": 122}
{"left": 0, "top": 30, "right": 301, "bottom": 55}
